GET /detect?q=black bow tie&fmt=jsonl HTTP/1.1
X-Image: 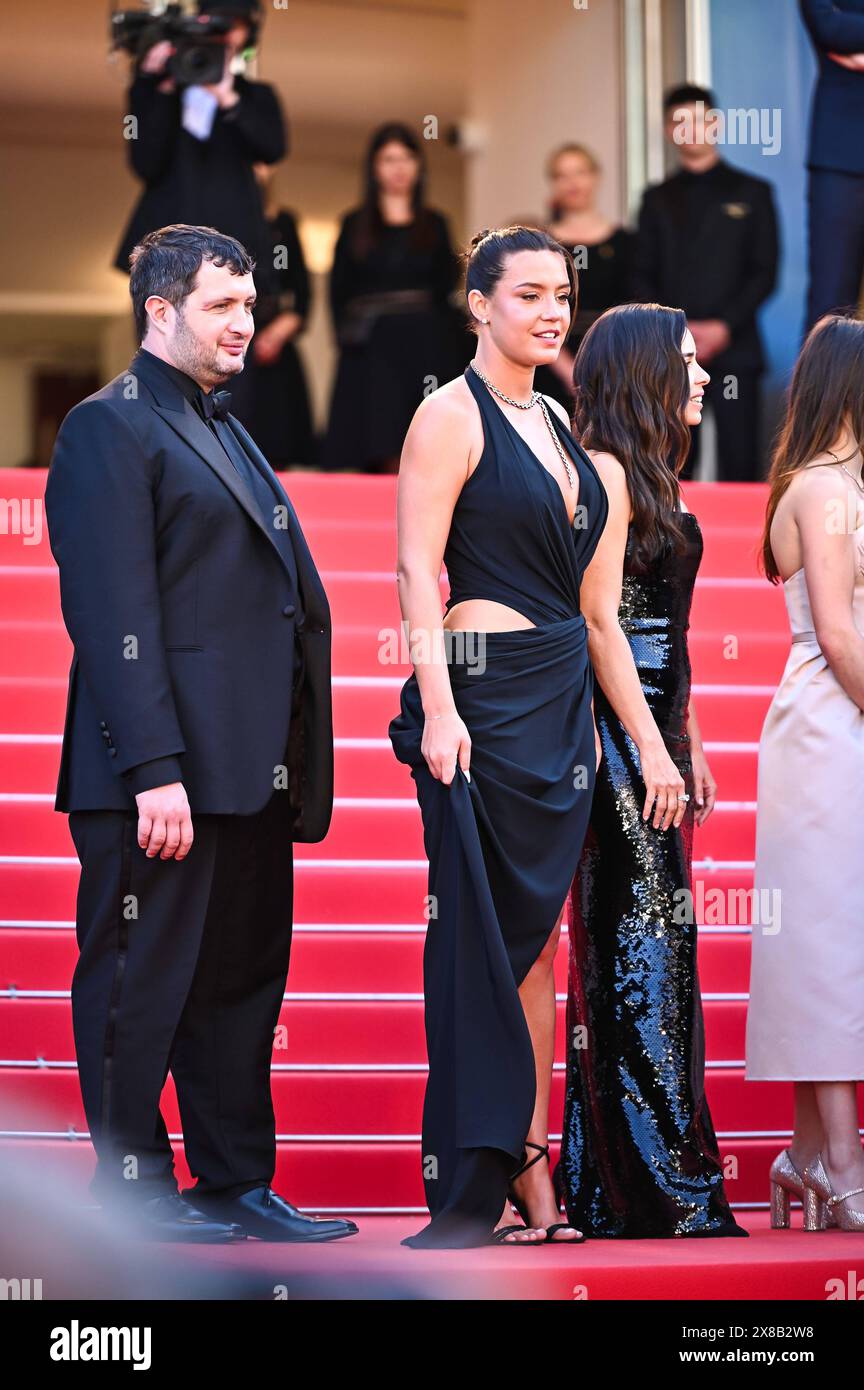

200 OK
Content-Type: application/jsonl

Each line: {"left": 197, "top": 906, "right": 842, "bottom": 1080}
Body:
{"left": 197, "top": 387, "right": 232, "bottom": 423}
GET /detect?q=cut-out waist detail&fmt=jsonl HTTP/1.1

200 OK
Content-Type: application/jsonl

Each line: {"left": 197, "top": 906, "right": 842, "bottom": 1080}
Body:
{"left": 443, "top": 598, "right": 538, "bottom": 632}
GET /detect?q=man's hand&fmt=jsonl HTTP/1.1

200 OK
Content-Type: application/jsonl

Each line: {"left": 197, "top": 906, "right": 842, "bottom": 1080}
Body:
{"left": 139, "top": 39, "right": 176, "bottom": 92}
{"left": 139, "top": 39, "right": 173, "bottom": 75}
{"left": 828, "top": 51, "right": 864, "bottom": 71}
{"left": 202, "top": 49, "right": 240, "bottom": 109}
{"left": 253, "top": 313, "right": 302, "bottom": 364}
{"left": 689, "top": 319, "right": 731, "bottom": 363}
{"left": 135, "top": 782, "right": 193, "bottom": 860}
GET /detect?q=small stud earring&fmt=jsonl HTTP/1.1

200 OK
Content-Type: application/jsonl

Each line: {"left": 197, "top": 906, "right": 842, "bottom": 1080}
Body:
{"left": 480, "top": 317, "right": 489, "bottom": 324}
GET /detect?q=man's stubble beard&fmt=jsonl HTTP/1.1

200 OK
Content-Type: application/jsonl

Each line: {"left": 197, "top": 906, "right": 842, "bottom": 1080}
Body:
{"left": 171, "top": 310, "right": 245, "bottom": 387}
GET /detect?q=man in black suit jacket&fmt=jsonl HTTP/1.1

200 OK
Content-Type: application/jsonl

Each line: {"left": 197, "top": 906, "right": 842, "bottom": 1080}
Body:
{"left": 632, "top": 84, "right": 779, "bottom": 482}
{"left": 45, "top": 223, "right": 357, "bottom": 1244}
{"left": 800, "top": 0, "right": 864, "bottom": 328}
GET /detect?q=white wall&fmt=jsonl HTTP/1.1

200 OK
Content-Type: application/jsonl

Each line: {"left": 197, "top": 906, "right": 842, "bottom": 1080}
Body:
{"left": 465, "top": 0, "right": 625, "bottom": 231}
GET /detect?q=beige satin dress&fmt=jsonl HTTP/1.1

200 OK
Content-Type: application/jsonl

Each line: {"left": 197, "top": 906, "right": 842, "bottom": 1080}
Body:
{"left": 746, "top": 504, "right": 864, "bottom": 1080}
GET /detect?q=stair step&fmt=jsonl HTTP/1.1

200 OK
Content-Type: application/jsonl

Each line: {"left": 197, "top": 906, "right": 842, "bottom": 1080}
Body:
{"left": 0, "top": 572, "right": 789, "bottom": 648}
{"left": 0, "top": 995, "right": 751, "bottom": 1064}
{"left": 0, "top": 677, "right": 771, "bottom": 740}
{"left": 0, "top": 795, "right": 760, "bottom": 860}
{"left": 0, "top": 925, "right": 754, "bottom": 993}
{"left": 0, "top": 736, "right": 761, "bottom": 799}
{"left": 10, "top": 1063, "right": 858, "bottom": 1136}
{"left": 0, "top": 1133, "right": 821, "bottom": 1208}
{"left": 0, "top": 858, "right": 764, "bottom": 923}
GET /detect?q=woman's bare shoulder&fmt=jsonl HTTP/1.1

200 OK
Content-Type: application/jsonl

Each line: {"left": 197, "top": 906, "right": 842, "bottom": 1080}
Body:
{"left": 401, "top": 375, "right": 482, "bottom": 483}
{"left": 408, "top": 374, "right": 477, "bottom": 434}
{"left": 584, "top": 449, "right": 627, "bottom": 488}
{"left": 785, "top": 460, "right": 851, "bottom": 504}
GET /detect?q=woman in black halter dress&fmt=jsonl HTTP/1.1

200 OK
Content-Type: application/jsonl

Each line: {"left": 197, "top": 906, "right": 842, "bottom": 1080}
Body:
{"left": 389, "top": 227, "right": 608, "bottom": 1248}
{"left": 555, "top": 304, "right": 747, "bottom": 1238}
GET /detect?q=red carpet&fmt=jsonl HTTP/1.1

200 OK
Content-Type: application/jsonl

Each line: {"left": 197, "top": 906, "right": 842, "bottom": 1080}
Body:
{"left": 1, "top": 471, "right": 862, "bottom": 1296}
{"left": 128, "top": 1210, "right": 864, "bottom": 1301}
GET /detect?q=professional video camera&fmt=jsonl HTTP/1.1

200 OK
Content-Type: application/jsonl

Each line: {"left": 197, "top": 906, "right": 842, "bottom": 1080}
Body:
{"left": 110, "top": 3, "right": 238, "bottom": 87}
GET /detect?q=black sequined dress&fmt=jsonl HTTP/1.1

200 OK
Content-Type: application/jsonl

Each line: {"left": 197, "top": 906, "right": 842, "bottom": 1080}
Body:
{"left": 556, "top": 509, "right": 747, "bottom": 1238}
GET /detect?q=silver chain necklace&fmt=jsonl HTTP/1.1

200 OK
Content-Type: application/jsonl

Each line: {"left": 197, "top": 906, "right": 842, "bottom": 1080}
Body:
{"left": 469, "top": 360, "right": 576, "bottom": 491}
{"left": 825, "top": 447, "right": 864, "bottom": 496}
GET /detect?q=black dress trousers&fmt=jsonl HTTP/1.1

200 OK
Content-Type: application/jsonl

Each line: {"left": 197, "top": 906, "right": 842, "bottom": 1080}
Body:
{"left": 69, "top": 776, "right": 296, "bottom": 1206}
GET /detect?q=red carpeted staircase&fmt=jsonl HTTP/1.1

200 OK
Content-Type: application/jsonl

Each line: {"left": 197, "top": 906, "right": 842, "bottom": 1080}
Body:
{"left": 1, "top": 469, "right": 861, "bottom": 1267}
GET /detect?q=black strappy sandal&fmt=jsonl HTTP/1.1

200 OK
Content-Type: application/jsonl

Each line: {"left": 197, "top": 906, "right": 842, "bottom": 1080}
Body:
{"left": 541, "top": 1221, "right": 587, "bottom": 1244}
{"left": 489, "top": 1222, "right": 544, "bottom": 1245}
{"left": 509, "top": 1142, "right": 587, "bottom": 1244}
{"left": 507, "top": 1141, "right": 551, "bottom": 1225}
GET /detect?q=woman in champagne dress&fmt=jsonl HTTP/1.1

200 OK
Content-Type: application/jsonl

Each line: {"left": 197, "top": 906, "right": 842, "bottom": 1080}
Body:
{"left": 747, "top": 314, "right": 864, "bottom": 1233}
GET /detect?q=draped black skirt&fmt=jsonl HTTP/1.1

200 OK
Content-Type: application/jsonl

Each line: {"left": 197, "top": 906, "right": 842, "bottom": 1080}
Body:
{"left": 389, "top": 613, "right": 597, "bottom": 1247}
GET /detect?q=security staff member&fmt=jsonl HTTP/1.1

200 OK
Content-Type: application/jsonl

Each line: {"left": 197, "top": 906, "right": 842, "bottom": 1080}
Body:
{"left": 632, "top": 84, "right": 779, "bottom": 483}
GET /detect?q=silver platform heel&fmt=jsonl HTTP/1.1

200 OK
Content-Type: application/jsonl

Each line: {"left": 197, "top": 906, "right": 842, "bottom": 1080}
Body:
{"left": 770, "top": 1148, "right": 836, "bottom": 1229}
{"left": 803, "top": 1153, "right": 864, "bottom": 1233}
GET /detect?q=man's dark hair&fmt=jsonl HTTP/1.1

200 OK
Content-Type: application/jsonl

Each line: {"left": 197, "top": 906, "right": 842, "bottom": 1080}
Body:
{"left": 663, "top": 82, "right": 716, "bottom": 114}
{"left": 128, "top": 224, "right": 256, "bottom": 343}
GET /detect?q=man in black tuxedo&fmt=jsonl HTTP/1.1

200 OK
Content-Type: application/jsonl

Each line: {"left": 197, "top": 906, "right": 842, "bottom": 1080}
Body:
{"left": 45, "top": 223, "right": 357, "bottom": 1244}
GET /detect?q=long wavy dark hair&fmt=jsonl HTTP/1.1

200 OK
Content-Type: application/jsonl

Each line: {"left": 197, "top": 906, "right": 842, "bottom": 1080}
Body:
{"left": 351, "top": 122, "right": 438, "bottom": 259}
{"left": 572, "top": 303, "right": 692, "bottom": 568}
{"left": 761, "top": 314, "right": 864, "bottom": 583}
{"left": 462, "top": 224, "right": 578, "bottom": 335}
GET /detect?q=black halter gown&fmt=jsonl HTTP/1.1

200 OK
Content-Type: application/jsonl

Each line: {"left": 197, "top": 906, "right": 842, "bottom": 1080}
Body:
{"left": 388, "top": 364, "right": 608, "bottom": 1247}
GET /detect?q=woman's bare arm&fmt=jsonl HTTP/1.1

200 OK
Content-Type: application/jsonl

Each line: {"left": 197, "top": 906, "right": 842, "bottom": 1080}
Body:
{"left": 579, "top": 452, "right": 686, "bottom": 831}
{"left": 795, "top": 470, "right": 864, "bottom": 709}
{"left": 395, "top": 389, "right": 474, "bottom": 783}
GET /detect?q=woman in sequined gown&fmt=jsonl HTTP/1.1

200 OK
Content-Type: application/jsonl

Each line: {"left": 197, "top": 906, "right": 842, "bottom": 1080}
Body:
{"left": 556, "top": 304, "right": 748, "bottom": 1238}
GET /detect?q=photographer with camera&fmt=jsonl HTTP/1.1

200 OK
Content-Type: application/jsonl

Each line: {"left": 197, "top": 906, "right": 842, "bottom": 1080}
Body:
{"left": 113, "top": 1, "right": 285, "bottom": 296}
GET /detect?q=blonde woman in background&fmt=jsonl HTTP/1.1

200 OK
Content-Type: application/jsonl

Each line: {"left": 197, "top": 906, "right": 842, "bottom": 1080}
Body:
{"left": 534, "top": 143, "right": 634, "bottom": 411}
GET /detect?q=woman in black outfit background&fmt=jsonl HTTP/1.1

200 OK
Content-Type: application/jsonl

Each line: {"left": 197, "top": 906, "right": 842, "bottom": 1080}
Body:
{"left": 535, "top": 143, "right": 635, "bottom": 412}
{"left": 322, "top": 123, "right": 461, "bottom": 473}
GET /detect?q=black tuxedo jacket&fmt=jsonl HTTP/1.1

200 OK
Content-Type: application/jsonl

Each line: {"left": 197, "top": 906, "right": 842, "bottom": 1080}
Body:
{"left": 44, "top": 349, "right": 333, "bottom": 841}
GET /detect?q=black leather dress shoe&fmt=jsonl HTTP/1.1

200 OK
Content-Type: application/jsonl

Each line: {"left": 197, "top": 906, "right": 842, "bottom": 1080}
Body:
{"left": 105, "top": 1191, "right": 247, "bottom": 1243}
{"left": 189, "top": 1186, "right": 359, "bottom": 1242}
